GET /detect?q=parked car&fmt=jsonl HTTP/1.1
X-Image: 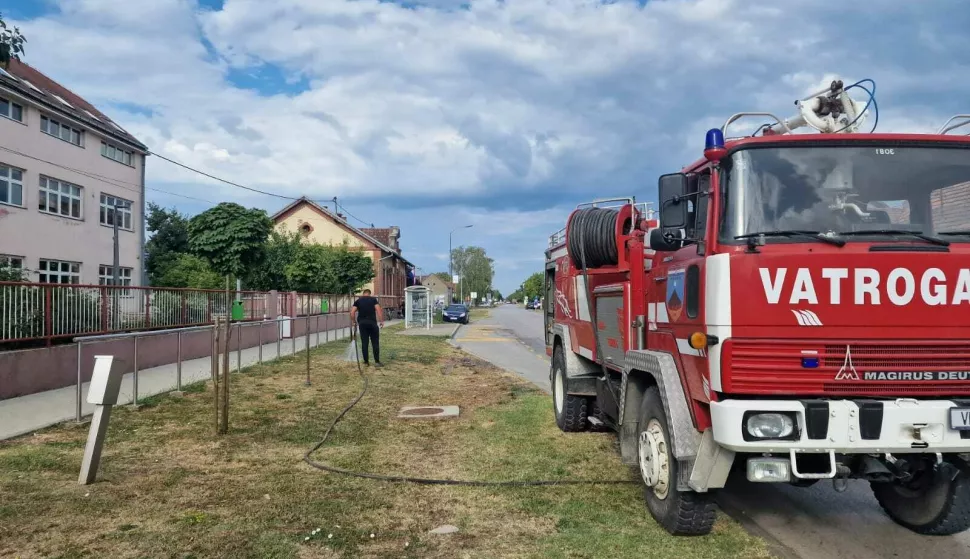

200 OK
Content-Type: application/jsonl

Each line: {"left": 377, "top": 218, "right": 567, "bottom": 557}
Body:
{"left": 441, "top": 304, "right": 469, "bottom": 324}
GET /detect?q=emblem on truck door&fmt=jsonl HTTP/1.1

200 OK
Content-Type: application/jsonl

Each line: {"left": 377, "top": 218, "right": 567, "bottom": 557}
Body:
{"left": 834, "top": 346, "right": 861, "bottom": 381}
{"left": 666, "top": 269, "right": 685, "bottom": 322}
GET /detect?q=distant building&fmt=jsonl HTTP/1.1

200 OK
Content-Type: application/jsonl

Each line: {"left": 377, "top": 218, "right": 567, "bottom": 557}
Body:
{"left": 419, "top": 274, "right": 454, "bottom": 305}
{"left": 271, "top": 197, "right": 413, "bottom": 299}
{"left": 0, "top": 60, "right": 148, "bottom": 286}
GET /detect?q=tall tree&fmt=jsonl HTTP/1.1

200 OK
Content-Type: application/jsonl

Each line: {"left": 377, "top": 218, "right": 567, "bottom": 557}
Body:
{"left": 187, "top": 203, "right": 274, "bottom": 279}
{"left": 522, "top": 272, "right": 544, "bottom": 300}
{"left": 145, "top": 203, "right": 191, "bottom": 285}
{"left": 451, "top": 246, "right": 494, "bottom": 303}
{"left": 0, "top": 13, "right": 26, "bottom": 69}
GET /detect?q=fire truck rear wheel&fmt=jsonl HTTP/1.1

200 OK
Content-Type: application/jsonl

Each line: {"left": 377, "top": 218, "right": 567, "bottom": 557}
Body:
{"left": 552, "top": 345, "right": 588, "bottom": 432}
{"left": 870, "top": 466, "right": 970, "bottom": 535}
{"left": 636, "top": 386, "right": 716, "bottom": 536}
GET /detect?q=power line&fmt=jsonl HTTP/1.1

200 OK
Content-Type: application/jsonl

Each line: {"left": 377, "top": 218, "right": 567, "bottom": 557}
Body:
{"left": 334, "top": 199, "right": 375, "bottom": 228}
{"left": 0, "top": 144, "right": 216, "bottom": 206}
{"left": 1, "top": 142, "right": 375, "bottom": 223}
{"left": 148, "top": 150, "right": 299, "bottom": 200}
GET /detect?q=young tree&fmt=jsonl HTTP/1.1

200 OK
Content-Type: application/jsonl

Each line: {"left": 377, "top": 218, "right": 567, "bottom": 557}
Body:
{"left": 284, "top": 243, "right": 374, "bottom": 294}
{"left": 155, "top": 254, "right": 223, "bottom": 290}
{"left": 187, "top": 203, "right": 274, "bottom": 279}
{"left": 284, "top": 243, "right": 334, "bottom": 294}
{"left": 0, "top": 13, "right": 26, "bottom": 69}
{"left": 329, "top": 246, "right": 375, "bottom": 294}
{"left": 145, "top": 203, "right": 191, "bottom": 285}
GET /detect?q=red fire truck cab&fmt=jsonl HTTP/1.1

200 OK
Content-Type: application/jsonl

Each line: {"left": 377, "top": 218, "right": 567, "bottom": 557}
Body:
{"left": 544, "top": 96, "right": 970, "bottom": 536}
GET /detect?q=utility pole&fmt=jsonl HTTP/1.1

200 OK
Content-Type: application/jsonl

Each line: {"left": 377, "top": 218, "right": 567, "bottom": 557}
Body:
{"left": 111, "top": 201, "right": 128, "bottom": 328}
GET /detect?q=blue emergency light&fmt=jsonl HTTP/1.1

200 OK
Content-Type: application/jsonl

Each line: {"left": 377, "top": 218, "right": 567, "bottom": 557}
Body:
{"left": 801, "top": 356, "right": 820, "bottom": 369}
{"left": 704, "top": 128, "right": 727, "bottom": 162}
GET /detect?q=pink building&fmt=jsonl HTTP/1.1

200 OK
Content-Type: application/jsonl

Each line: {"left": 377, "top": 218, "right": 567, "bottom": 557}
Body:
{"left": 0, "top": 60, "right": 148, "bottom": 287}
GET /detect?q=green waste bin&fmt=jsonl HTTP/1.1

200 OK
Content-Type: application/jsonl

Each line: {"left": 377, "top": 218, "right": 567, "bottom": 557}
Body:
{"left": 321, "top": 299, "right": 329, "bottom": 313}
{"left": 231, "top": 300, "right": 245, "bottom": 321}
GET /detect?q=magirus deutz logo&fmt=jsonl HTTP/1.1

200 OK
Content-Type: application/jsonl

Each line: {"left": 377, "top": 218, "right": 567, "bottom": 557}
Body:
{"left": 835, "top": 346, "right": 970, "bottom": 381}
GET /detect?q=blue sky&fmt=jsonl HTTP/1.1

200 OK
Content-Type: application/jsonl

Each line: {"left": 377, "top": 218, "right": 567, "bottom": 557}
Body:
{"left": 6, "top": 0, "right": 970, "bottom": 293}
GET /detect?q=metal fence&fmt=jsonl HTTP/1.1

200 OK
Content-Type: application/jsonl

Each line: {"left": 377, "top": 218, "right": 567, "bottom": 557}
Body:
{"left": 0, "top": 282, "right": 402, "bottom": 345}
{"left": 69, "top": 314, "right": 356, "bottom": 423}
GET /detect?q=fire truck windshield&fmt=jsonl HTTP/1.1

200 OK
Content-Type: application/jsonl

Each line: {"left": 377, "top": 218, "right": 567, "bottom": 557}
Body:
{"left": 719, "top": 144, "right": 970, "bottom": 243}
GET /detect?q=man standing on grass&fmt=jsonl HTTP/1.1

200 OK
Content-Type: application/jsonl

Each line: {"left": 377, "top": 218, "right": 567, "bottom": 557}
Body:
{"left": 350, "top": 288, "right": 384, "bottom": 367}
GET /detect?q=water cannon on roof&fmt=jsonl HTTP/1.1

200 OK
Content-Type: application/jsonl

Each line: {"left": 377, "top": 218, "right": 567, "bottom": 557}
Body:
{"left": 717, "top": 77, "right": 878, "bottom": 141}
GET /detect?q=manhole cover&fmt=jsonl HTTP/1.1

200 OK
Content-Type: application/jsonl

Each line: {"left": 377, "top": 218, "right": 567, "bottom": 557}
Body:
{"left": 403, "top": 407, "right": 445, "bottom": 416}
{"left": 397, "top": 405, "right": 460, "bottom": 419}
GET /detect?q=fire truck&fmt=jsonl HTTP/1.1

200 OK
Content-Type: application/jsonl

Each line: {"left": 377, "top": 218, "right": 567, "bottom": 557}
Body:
{"left": 544, "top": 79, "right": 970, "bottom": 536}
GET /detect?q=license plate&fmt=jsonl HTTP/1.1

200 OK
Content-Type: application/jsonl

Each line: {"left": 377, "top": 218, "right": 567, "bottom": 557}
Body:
{"left": 949, "top": 408, "right": 970, "bottom": 430}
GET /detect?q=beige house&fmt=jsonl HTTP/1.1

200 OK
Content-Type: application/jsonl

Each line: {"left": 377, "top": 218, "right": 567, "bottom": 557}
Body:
{"left": 271, "top": 197, "right": 412, "bottom": 301}
{"left": 420, "top": 274, "right": 454, "bottom": 305}
{"left": 0, "top": 60, "right": 148, "bottom": 286}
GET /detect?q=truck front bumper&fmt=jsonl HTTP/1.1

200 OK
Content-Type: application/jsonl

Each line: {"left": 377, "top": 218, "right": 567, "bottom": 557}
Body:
{"left": 710, "top": 398, "right": 970, "bottom": 454}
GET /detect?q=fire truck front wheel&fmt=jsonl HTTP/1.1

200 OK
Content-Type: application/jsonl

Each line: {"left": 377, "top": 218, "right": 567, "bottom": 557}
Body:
{"left": 552, "top": 346, "right": 588, "bottom": 432}
{"left": 637, "top": 386, "right": 716, "bottom": 536}
{"left": 870, "top": 463, "right": 970, "bottom": 536}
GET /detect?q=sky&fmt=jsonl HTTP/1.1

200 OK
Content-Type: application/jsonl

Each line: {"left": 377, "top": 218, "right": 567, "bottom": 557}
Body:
{"left": 5, "top": 0, "right": 970, "bottom": 294}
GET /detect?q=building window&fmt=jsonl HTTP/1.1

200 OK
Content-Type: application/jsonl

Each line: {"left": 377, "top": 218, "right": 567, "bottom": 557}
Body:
{"left": 300, "top": 223, "right": 313, "bottom": 236}
{"left": 0, "top": 255, "right": 23, "bottom": 269}
{"left": 0, "top": 164, "right": 24, "bottom": 207}
{"left": 0, "top": 96, "right": 23, "bottom": 123}
{"left": 38, "top": 259, "right": 80, "bottom": 284}
{"left": 40, "top": 115, "right": 83, "bottom": 147}
{"left": 99, "top": 265, "right": 133, "bottom": 295}
{"left": 39, "top": 176, "right": 82, "bottom": 219}
{"left": 100, "top": 194, "right": 133, "bottom": 230}
{"left": 101, "top": 141, "right": 134, "bottom": 166}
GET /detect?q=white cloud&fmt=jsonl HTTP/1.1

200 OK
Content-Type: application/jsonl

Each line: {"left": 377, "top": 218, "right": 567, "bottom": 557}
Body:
{"left": 9, "top": 0, "right": 970, "bottom": 292}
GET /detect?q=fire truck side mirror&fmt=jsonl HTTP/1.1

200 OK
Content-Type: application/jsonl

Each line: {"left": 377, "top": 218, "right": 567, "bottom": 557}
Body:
{"left": 649, "top": 228, "right": 683, "bottom": 251}
{"left": 658, "top": 173, "right": 688, "bottom": 229}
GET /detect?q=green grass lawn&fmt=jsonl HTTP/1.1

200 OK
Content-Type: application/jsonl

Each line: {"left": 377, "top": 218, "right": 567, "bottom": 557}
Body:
{"left": 0, "top": 328, "right": 770, "bottom": 559}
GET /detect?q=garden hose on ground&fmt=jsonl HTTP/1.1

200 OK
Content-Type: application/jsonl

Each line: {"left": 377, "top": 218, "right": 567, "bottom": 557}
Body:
{"left": 301, "top": 324, "right": 637, "bottom": 487}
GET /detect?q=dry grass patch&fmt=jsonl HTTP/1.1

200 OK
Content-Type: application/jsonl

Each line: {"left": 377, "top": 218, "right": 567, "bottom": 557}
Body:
{"left": 0, "top": 328, "right": 770, "bottom": 559}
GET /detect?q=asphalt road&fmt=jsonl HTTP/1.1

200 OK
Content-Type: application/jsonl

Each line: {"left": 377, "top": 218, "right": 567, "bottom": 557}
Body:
{"left": 476, "top": 305, "right": 970, "bottom": 559}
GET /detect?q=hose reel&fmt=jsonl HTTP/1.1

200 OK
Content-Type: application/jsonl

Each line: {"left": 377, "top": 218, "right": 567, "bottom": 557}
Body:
{"left": 568, "top": 208, "right": 621, "bottom": 269}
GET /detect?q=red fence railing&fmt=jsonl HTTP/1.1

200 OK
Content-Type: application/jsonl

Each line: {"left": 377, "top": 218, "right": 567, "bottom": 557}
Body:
{"left": 0, "top": 282, "right": 403, "bottom": 345}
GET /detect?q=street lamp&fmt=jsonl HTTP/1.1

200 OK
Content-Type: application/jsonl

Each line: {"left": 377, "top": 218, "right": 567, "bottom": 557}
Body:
{"left": 449, "top": 224, "right": 473, "bottom": 303}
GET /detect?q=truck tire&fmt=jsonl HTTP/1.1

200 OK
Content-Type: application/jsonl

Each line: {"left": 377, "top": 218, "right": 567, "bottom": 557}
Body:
{"left": 552, "top": 345, "right": 588, "bottom": 432}
{"left": 871, "top": 468, "right": 970, "bottom": 535}
{"left": 637, "top": 386, "right": 716, "bottom": 536}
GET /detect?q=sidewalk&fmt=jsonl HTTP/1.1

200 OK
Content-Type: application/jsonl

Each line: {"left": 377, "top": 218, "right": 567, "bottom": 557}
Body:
{"left": 0, "top": 322, "right": 394, "bottom": 441}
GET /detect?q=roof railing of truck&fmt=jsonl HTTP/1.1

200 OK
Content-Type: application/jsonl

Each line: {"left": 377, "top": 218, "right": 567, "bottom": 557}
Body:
{"left": 547, "top": 200, "right": 655, "bottom": 248}
{"left": 938, "top": 115, "right": 970, "bottom": 135}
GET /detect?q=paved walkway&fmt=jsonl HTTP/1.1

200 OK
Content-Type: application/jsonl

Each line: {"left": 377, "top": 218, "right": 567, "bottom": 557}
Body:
{"left": 0, "top": 322, "right": 398, "bottom": 441}
{"left": 450, "top": 307, "right": 551, "bottom": 394}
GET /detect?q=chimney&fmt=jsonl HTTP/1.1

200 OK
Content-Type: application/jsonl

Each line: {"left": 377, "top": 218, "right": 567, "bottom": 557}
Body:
{"left": 336, "top": 213, "right": 345, "bottom": 220}
{"left": 389, "top": 226, "right": 400, "bottom": 251}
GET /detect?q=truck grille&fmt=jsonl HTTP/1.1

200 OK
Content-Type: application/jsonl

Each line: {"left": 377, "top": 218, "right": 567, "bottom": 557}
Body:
{"left": 723, "top": 340, "right": 970, "bottom": 397}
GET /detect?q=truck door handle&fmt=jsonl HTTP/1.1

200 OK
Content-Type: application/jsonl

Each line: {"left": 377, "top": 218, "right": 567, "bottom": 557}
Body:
{"left": 654, "top": 276, "right": 666, "bottom": 283}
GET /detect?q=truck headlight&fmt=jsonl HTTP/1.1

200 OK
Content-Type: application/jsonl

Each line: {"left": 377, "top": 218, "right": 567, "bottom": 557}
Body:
{"left": 745, "top": 413, "right": 795, "bottom": 439}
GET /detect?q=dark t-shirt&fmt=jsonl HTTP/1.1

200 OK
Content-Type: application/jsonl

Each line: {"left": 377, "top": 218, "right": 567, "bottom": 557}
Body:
{"left": 353, "top": 296, "right": 380, "bottom": 324}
